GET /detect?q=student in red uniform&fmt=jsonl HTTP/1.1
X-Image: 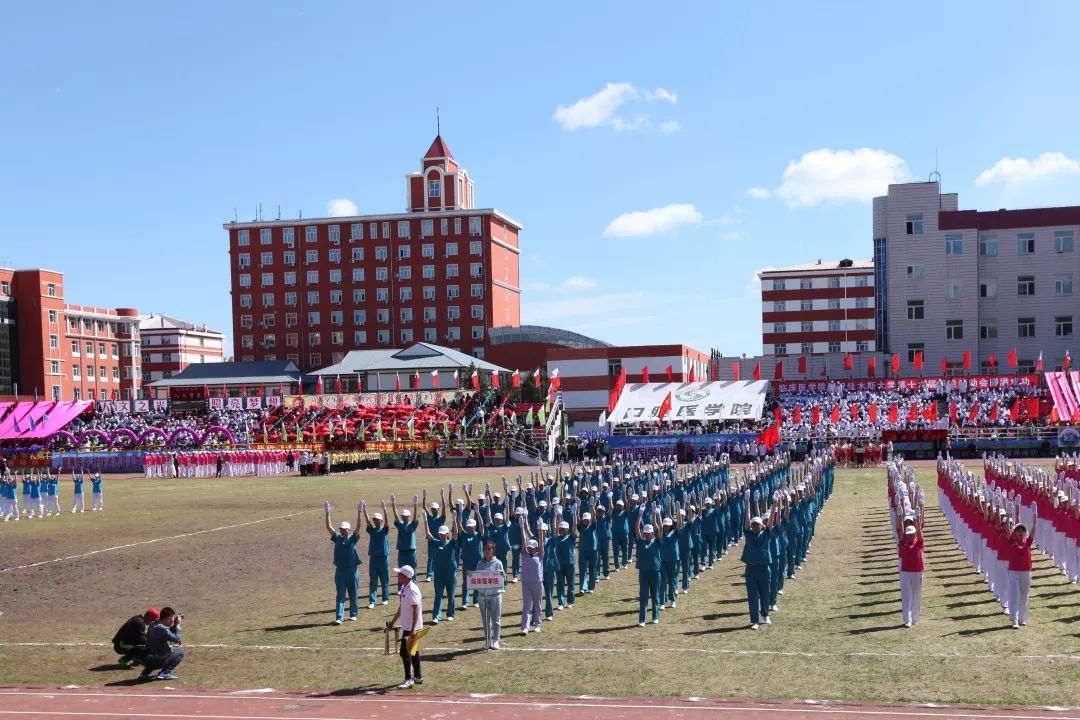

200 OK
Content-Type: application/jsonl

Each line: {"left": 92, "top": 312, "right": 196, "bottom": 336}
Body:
{"left": 1007, "top": 510, "right": 1036, "bottom": 629}
{"left": 897, "top": 514, "right": 925, "bottom": 627}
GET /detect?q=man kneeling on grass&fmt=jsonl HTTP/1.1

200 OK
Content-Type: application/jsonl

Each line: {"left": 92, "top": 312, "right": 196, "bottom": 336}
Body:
{"left": 112, "top": 608, "right": 158, "bottom": 668}
{"left": 139, "top": 607, "right": 184, "bottom": 681}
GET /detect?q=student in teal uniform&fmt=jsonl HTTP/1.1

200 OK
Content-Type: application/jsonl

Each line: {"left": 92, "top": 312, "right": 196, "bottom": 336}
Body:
{"left": 634, "top": 505, "right": 662, "bottom": 625}
{"left": 361, "top": 500, "right": 391, "bottom": 607}
{"left": 483, "top": 498, "right": 512, "bottom": 581}
{"left": 741, "top": 491, "right": 773, "bottom": 630}
{"left": 595, "top": 503, "right": 612, "bottom": 580}
{"left": 323, "top": 501, "right": 363, "bottom": 624}
{"left": 28, "top": 473, "right": 42, "bottom": 518}
{"left": 659, "top": 514, "right": 680, "bottom": 607}
{"left": 90, "top": 471, "right": 104, "bottom": 511}
{"left": 675, "top": 507, "right": 695, "bottom": 592}
{"left": 423, "top": 489, "right": 446, "bottom": 581}
{"left": 390, "top": 494, "right": 419, "bottom": 571}
{"left": 456, "top": 485, "right": 485, "bottom": 609}
{"left": 554, "top": 514, "right": 577, "bottom": 609}
{"left": 577, "top": 505, "right": 599, "bottom": 594}
{"left": 423, "top": 515, "right": 458, "bottom": 623}
{"left": 71, "top": 468, "right": 86, "bottom": 513}
{"left": 611, "top": 499, "right": 630, "bottom": 571}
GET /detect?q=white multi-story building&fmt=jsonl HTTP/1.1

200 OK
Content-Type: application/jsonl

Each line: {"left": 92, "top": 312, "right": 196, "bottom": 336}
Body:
{"left": 138, "top": 314, "right": 225, "bottom": 389}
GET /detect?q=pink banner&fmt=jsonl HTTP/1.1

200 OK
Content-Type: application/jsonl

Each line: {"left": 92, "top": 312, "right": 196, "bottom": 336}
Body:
{"left": 776, "top": 374, "right": 1039, "bottom": 394}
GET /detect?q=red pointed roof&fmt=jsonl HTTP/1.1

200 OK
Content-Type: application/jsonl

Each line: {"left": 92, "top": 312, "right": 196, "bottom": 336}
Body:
{"left": 424, "top": 134, "right": 454, "bottom": 160}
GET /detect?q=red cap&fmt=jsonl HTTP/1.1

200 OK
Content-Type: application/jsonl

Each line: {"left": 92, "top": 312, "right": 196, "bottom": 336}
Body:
{"left": 145, "top": 608, "right": 160, "bottom": 620}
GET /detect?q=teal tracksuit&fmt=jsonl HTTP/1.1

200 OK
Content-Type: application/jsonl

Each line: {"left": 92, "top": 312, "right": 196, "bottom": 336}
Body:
{"left": 331, "top": 532, "right": 362, "bottom": 621}
{"left": 458, "top": 530, "right": 483, "bottom": 606}
{"left": 659, "top": 529, "right": 680, "bottom": 604}
{"left": 636, "top": 537, "right": 661, "bottom": 624}
{"left": 394, "top": 518, "right": 418, "bottom": 569}
{"left": 367, "top": 524, "right": 390, "bottom": 604}
{"left": 741, "top": 527, "right": 772, "bottom": 624}
{"left": 430, "top": 538, "right": 457, "bottom": 621}
{"left": 578, "top": 522, "right": 599, "bottom": 592}
{"left": 555, "top": 533, "right": 576, "bottom": 606}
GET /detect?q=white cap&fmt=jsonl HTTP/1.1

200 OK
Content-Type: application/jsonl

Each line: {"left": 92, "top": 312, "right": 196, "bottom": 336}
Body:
{"left": 494, "top": 492, "right": 502, "bottom": 498}
{"left": 430, "top": 502, "right": 440, "bottom": 510}
{"left": 438, "top": 525, "right": 450, "bottom": 535}
{"left": 750, "top": 516, "right": 763, "bottom": 525}
{"left": 339, "top": 521, "right": 351, "bottom": 531}
{"left": 526, "top": 539, "right": 539, "bottom": 549}
{"left": 643, "top": 524, "right": 655, "bottom": 534}
{"left": 394, "top": 565, "right": 415, "bottom": 578}
{"left": 631, "top": 494, "right": 640, "bottom": 501}
{"left": 466, "top": 518, "right": 477, "bottom": 528}
{"left": 662, "top": 518, "right": 673, "bottom": 527}
{"left": 539, "top": 500, "right": 548, "bottom": 508}
{"left": 616, "top": 499, "right": 625, "bottom": 506}
{"left": 372, "top": 513, "right": 383, "bottom": 521}
{"left": 704, "top": 498, "right": 714, "bottom": 505}
{"left": 494, "top": 512, "right": 504, "bottom": 520}
{"left": 678, "top": 509, "right": 686, "bottom": 516}
{"left": 596, "top": 505, "right": 606, "bottom": 512}
{"left": 515, "top": 507, "right": 527, "bottom": 515}
{"left": 582, "top": 512, "right": 592, "bottom": 520}
{"left": 540, "top": 522, "right": 549, "bottom": 532}
{"left": 455, "top": 498, "right": 465, "bottom": 505}
{"left": 904, "top": 526, "right": 917, "bottom": 535}
{"left": 559, "top": 521, "right": 570, "bottom": 529}
{"left": 547, "top": 474, "right": 554, "bottom": 481}
{"left": 401, "top": 509, "right": 411, "bottom": 517}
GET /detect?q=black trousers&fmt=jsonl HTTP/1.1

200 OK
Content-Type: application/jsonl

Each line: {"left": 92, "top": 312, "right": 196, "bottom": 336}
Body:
{"left": 399, "top": 630, "right": 421, "bottom": 680}
{"left": 113, "top": 641, "right": 146, "bottom": 663}
{"left": 144, "top": 648, "right": 185, "bottom": 673}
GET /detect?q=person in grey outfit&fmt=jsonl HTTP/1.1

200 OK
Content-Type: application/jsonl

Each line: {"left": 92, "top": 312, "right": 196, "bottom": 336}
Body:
{"left": 139, "top": 607, "right": 184, "bottom": 680}
{"left": 473, "top": 541, "right": 506, "bottom": 649}
{"left": 519, "top": 516, "right": 545, "bottom": 634}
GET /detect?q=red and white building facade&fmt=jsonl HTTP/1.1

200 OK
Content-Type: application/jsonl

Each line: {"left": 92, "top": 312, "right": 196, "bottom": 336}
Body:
{"left": 759, "top": 259, "right": 876, "bottom": 358}
{"left": 547, "top": 344, "right": 712, "bottom": 432}
{"left": 225, "top": 135, "right": 522, "bottom": 372}
{"left": 138, "top": 314, "right": 225, "bottom": 387}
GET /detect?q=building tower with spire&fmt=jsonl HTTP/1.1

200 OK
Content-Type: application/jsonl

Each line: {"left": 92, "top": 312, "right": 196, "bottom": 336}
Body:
{"left": 224, "top": 134, "right": 523, "bottom": 371}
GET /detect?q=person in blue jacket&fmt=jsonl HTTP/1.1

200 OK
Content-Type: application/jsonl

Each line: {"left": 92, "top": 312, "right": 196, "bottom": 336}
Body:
{"left": 456, "top": 485, "right": 485, "bottom": 609}
{"left": 361, "top": 500, "right": 391, "bottom": 607}
{"left": 423, "top": 513, "right": 458, "bottom": 623}
{"left": 323, "top": 500, "right": 363, "bottom": 624}
{"left": 423, "top": 489, "right": 446, "bottom": 582}
{"left": 659, "top": 514, "right": 680, "bottom": 608}
{"left": 554, "top": 512, "right": 577, "bottom": 610}
{"left": 390, "top": 494, "right": 419, "bottom": 571}
{"left": 595, "top": 503, "right": 612, "bottom": 580}
{"left": 634, "top": 505, "right": 662, "bottom": 625}
{"left": 71, "top": 468, "right": 86, "bottom": 513}
{"left": 577, "top": 504, "right": 599, "bottom": 594}
{"left": 611, "top": 499, "right": 631, "bottom": 571}
{"left": 741, "top": 491, "right": 774, "bottom": 630}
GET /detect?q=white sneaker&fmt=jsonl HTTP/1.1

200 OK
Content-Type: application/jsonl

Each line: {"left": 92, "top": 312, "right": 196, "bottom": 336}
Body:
{"left": 904, "top": 622, "right": 912, "bottom": 628}
{"left": 432, "top": 617, "right": 440, "bottom": 624}
{"left": 398, "top": 679, "right": 415, "bottom": 689}
{"left": 1012, "top": 622, "right": 1020, "bottom": 629}
{"left": 533, "top": 625, "right": 540, "bottom": 632}
{"left": 348, "top": 616, "right": 357, "bottom": 621}
{"left": 638, "top": 622, "right": 646, "bottom": 627}
{"left": 770, "top": 605, "right": 778, "bottom": 612}
{"left": 332, "top": 619, "right": 342, "bottom": 625}
{"left": 651, "top": 618, "right": 659, "bottom": 624}
{"left": 382, "top": 600, "right": 389, "bottom": 606}
{"left": 492, "top": 642, "right": 500, "bottom": 650}
{"left": 750, "top": 623, "right": 759, "bottom": 630}
{"left": 522, "top": 628, "right": 529, "bottom": 636}
{"left": 778, "top": 589, "right": 784, "bottom": 596}
{"left": 764, "top": 616, "right": 772, "bottom": 625}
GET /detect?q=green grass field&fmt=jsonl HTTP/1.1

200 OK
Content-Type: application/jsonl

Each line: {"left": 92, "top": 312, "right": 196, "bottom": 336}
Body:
{"left": 1, "top": 465, "right": 1079, "bottom": 704}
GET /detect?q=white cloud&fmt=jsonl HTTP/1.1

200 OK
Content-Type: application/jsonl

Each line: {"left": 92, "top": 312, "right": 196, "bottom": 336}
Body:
{"left": 327, "top": 198, "right": 357, "bottom": 217}
{"left": 773, "top": 148, "right": 912, "bottom": 208}
{"left": 553, "top": 83, "right": 679, "bottom": 132}
{"left": 658, "top": 120, "right": 682, "bottom": 134}
{"left": 975, "top": 152, "right": 1080, "bottom": 186}
{"left": 561, "top": 276, "right": 597, "bottom": 290}
{"left": 746, "top": 187, "right": 771, "bottom": 199}
{"left": 719, "top": 231, "right": 742, "bottom": 241}
{"left": 602, "top": 203, "right": 703, "bottom": 238}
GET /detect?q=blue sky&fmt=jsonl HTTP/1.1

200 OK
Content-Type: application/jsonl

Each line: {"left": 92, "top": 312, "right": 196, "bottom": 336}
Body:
{"left": 4, "top": 1, "right": 1080, "bottom": 357}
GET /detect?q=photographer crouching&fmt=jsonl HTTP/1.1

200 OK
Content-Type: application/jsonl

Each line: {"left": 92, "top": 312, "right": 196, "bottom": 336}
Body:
{"left": 139, "top": 607, "right": 184, "bottom": 681}
{"left": 111, "top": 608, "right": 158, "bottom": 668}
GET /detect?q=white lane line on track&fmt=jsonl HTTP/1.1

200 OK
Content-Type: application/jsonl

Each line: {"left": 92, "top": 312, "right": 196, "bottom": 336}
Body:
{"left": 0, "top": 690, "right": 1076, "bottom": 720}
{"left": 0, "top": 511, "right": 311, "bottom": 573}
{"left": 3, "top": 641, "right": 1080, "bottom": 662}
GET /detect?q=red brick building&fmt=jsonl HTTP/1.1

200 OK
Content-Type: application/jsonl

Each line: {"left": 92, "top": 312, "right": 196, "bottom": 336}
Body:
{"left": 224, "top": 135, "right": 522, "bottom": 372}
{"left": 0, "top": 268, "right": 141, "bottom": 402}
{"left": 139, "top": 313, "right": 226, "bottom": 386}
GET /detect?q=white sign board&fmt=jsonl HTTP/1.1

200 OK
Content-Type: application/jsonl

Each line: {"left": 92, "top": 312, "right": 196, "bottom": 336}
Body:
{"left": 609, "top": 381, "right": 769, "bottom": 424}
{"left": 465, "top": 570, "right": 506, "bottom": 591}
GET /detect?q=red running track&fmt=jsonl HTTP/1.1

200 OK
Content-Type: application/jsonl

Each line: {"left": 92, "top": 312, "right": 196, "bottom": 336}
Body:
{"left": 0, "top": 687, "right": 1077, "bottom": 720}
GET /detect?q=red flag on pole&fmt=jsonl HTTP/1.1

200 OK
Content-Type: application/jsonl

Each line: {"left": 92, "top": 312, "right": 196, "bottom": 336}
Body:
{"left": 511, "top": 369, "right": 520, "bottom": 388}
{"left": 533, "top": 368, "right": 541, "bottom": 386}
{"left": 665, "top": 365, "right": 673, "bottom": 382}
{"left": 843, "top": 353, "right": 853, "bottom": 371}
{"left": 395, "top": 374, "right": 401, "bottom": 392}
{"left": 949, "top": 402, "right": 958, "bottom": 423}
{"left": 1066, "top": 351, "right": 1072, "bottom": 371}
{"left": 774, "top": 406, "right": 783, "bottom": 427}
{"left": 914, "top": 352, "right": 924, "bottom": 371}
{"left": 891, "top": 354, "right": 900, "bottom": 374}
{"left": 431, "top": 370, "right": 439, "bottom": 388}
{"left": 688, "top": 366, "right": 696, "bottom": 382}
{"left": 923, "top": 403, "right": 937, "bottom": 423}
{"left": 658, "top": 391, "right": 672, "bottom": 420}
{"left": 1027, "top": 397, "right": 1040, "bottom": 419}
{"left": 471, "top": 370, "right": 480, "bottom": 390}
{"left": 492, "top": 371, "right": 500, "bottom": 390}
{"left": 642, "top": 366, "right": 649, "bottom": 384}
{"left": 940, "top": 356, "right": 948, "bottom": 375}
{"left": 412, "top": 372, "right": 420, "bottom": 390}
{"left": 988, "top": 353, "right": 997, "bottom": 370}
{"left": 968, "top": 402, "right": 979, "bottom": 423}
{"left": 732, "top": 362, "right": 740, "bottom": 382}
{"left": 774, "top": 361, "right": 783, "bottom": 380}
{"left": 752, "top": 362, "right": 761, "bottom": 381}
{"left": 850, "top": 404, "right": 860, "bottom": 422}
{"left": 867, "top": 357, "right": 877, "bottom": 378}
{"left": 798, "top": 355, "right": 807, "bottom": 374}
{"left": 335, "top": 377, "right": 342, "bottom": 394}
{"left": 908, "top": 403, "right": 919, "bottom": 423}
{"left": 830, "top": 405, "right": 840, "bottom": 424}
{"left": 549, "top": 369, "right": 560, "bottom": 393}
{"left": 792, "top": 405, "right": 801, "bottom": 424}
{"left": 240, "top": 384, "right": 247, "bottom": 397}
{"left": 1036, "top": 352, "right": 1044, "bottom": 372}
{"left": 962, "top": 350, "right": 971, "bottom": 371}
{"left": 811, "top": 406, "right": 820, "bottom": 425}
{"left": 315, "top": 376, "right": 324, "bottom": 394}
{"left": 989, "top": 403, "right": 999, "bottom": 422}
{"left": 1009, "top": 400, "right": 1019, "bottom": 422}
{"left": 888, "top": 403, "right": 898, "bottom": 424}
{"left": 1050, "top": 406, "right": 1060, "bottom": 423}
{"left": 868, "top": 403, "right": 879, "bottom": 424}
{"left": 1007, "top": 348, "right": 1018, "bottom": 368}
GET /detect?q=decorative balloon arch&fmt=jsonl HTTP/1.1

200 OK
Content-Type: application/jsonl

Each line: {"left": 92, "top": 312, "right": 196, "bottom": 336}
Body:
{"left": 45, "top": 425, "right": 238, "bottom": 450}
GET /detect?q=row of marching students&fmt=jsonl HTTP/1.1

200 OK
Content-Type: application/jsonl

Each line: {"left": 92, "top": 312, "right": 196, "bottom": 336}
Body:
{"left": 937, "top": 456, "right": 1037, "bottom": 629}
{"left": 984, "top": 453, "right": 1080, "bottom": 585}
{"left": 738, "top": 451, "right": 835, "bottom": 629}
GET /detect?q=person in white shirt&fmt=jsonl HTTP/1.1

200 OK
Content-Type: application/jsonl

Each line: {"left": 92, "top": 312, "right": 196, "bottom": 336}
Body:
{"left": 387, "top": 565, "right": 423, "bottom": 689}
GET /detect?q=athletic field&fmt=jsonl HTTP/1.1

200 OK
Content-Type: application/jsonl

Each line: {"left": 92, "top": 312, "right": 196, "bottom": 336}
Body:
{"left": 1, "top": 465, "right": 1078, "bottom": 706}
